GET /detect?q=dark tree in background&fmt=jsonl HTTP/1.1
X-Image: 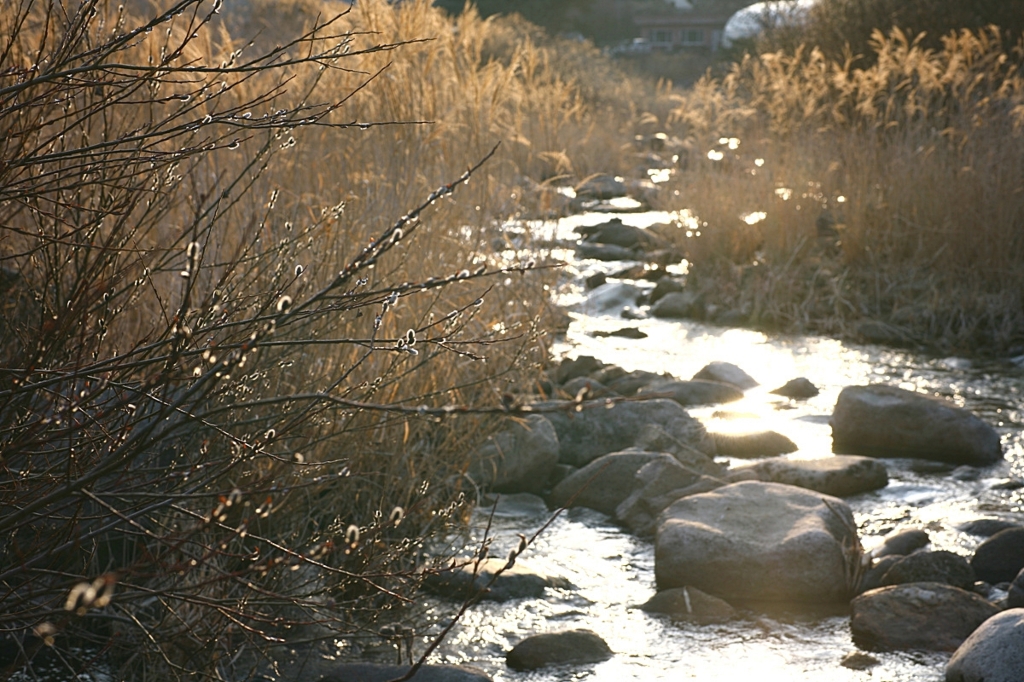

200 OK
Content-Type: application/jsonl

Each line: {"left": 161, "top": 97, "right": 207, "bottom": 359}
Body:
{"left": 786, "top": 0, "right": 1024, "bottom": 63}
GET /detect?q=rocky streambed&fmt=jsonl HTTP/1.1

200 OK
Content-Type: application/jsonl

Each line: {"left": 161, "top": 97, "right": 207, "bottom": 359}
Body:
{"left": 308, "top": 199, "right": 1024, "bottom": 682}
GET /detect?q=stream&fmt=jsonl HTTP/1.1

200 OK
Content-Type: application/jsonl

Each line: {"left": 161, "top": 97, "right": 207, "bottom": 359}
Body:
{"left": 423, "top": 207, "right": 1024, "bottom": 681}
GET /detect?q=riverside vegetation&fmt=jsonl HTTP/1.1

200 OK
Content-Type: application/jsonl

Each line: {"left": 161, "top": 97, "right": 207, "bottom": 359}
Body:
{"left": 1, "top": 0, "right": 1023, "bottom": 679}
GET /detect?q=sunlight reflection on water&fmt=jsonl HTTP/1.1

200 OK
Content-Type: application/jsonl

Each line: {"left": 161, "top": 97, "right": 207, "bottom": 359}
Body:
{"left": 421, "top": 210, "right": 1024, "bottom": 682}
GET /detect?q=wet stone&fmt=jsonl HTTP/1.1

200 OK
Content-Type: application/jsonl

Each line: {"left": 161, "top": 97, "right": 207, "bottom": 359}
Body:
{"left": 840, "top": 652, "right": 880, "bottom": 670}
{"left": 872, "top": 529, "right": 930, "bottom": 558}
{"left": 506, "top": 629, "right": 612, "bottom": 671}
{"left": 639, "top": 586, "right": 737, "bottom": 624}
{"left": 973, "top": 527, "right": 1024, "bottom": 584}
{"left": 770, "top": 377, "right": 820, "bottom": 399}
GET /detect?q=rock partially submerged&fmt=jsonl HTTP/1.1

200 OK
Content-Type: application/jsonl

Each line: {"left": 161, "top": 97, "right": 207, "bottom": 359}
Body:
{"left": 692, "top": 361, "right": 758, "bottom": 390}
{"left": 871, "top": 529, "right": 931, "bottom": 558}
{"left": 423, "top": 558, "right": 571, "bottom": 602}
{"left": 655, "top": 481, "right": 860, "bottom": 603}
{"left": 770, "top": 377, "right": 820, "bottom": 399}
{"left": 736, "top": 455, "right": 889, "bottom": 498}
{"left": 830, "top": 385, "right": 1002, "bottom": 466}
{"left": 879, "top": 551, "right": 976, "bottom": 590}
{"left": 947, "top": 609, "right": 1024, "bottom": 682}
{"left": 506, "top": 630, "right": 612, "bottom": 671}
{"left": 615, "top": 455, "right": 726, "bottom": 536}
{"left": 850, "top": 583, "right": 998, "bottom": 652}
{"left": 466, "top": 415, "right": 558, "bottom": 494}
{"left": 639, "top": 586, "right": 737, "bottom": 624}
{"left": 712, "top": 430, "right": 798, "bottom": 458}
{"left": 971, "top": 527, "right": 1024, "bottom": 584}
{"left": 548, "top": 449, "right": 672, "bottom": 515}
{"left": 639, "top": 379, "right": 743, "bottom": 407}
{"left": 543, "top": 398, "right": 714, "bottom": 467}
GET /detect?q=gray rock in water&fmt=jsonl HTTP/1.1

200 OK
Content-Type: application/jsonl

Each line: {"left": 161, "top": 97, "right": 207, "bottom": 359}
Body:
{"left": 593, "top": 327, "right": 648, "bottom": 339}
{"left": 851, "top": 583, "right": 999, "bottom": 652}
{"left": 655, "top": 481, "right": 860, "bottom": 603}
{"left": 830, "top": 385, "right": 1003, "bottom": 466}
{"left": 605, "top": 369, "right": 665, "bottom": 396}
{"left": 692, "top": 361, "right": 759, "bottom": 390}
{"left": 872, "top": 529, "right": 931, "bottom": 558}
{"left": 946, "top": 608, "right": 1024, "bottom": 682}
{"left": 959, "top": 519, "right": 1023, "bottom": 538}
{"left": 575, "top": 174, "right": 627, "bottom": 200}
{"left": 650, "top": 291, "right": 701, "bottom": 319}
{"left": 639, "top": 586, "right": 737, "bottom": 624}
{"left": 840, "top": 652, "right": 880, "bottom": 670}
{"left": 548, "top": 449, "right": 674, "bottom": 515}
{"left": 972, "top": 527, "right": 1024, "bottom": 584}
{"left": 859, "top": 555, "right": 903, "bottom": 593}
{"left": 506, "top": 629, "right": 612, "bottom": 671}
{"left": 555, "top": 355, "right": 603, "bottom": 385}
{"left": 639, "top": 379, "right": 744, "bottom": 407}
{"left": 770, "top": 377, "right": 820, "bottom": 399}
{"left": 649, "top": 278, "right": 684, "bottom": 305}
{"left": 317, "top": 664, "right": 491, "bottom": 682}
{"left": 713, "top": 430, "right": 798, "bottom": 458}
{"left": 466, "top": 415, "right": 559, "bottom": 495}
{"left": 423, "top": 558, "right": 571, "bottom": 602}
{"left": 582, "top": 281, "right": 644, "bottom": 314}
{"left": 543, "top": 398, "right": 714, "bottom": 467}
{"left": 881, "top": 550, "right": 976, "bottom": 590}
{"left": 581, "top": 218, "right": 654, "bottom": 249}
{"left": 737, "top": 455, "right": 889, "bottom": 498}
{"left": 615, "top": 455, "right": 725, "bottom": 536}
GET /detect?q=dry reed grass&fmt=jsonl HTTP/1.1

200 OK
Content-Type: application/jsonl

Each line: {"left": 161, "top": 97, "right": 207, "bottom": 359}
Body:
{"left": 659, "top": 27, "right": 1024, "bottom": 354}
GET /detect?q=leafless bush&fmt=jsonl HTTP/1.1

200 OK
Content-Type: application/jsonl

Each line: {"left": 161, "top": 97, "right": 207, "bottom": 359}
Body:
{"left": 0, "top": 1, "right": 551, "bottom": 678}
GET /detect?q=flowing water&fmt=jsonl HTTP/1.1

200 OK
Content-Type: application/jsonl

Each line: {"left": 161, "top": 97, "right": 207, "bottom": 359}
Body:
{"left": 423, "top": 208, "right": 1024, "bottom": 682}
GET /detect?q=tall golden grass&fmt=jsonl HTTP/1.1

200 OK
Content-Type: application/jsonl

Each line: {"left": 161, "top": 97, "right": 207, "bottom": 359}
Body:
{"left": 661, "top": 27, "right": 1024, "bottom": 353}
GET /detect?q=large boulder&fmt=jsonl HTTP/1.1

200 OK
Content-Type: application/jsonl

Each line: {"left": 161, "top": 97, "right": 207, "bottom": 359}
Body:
{"left": 655, "top": 481, "right": 860, "bottom": 603}
{"left": 639, "top": 586, "right": 737, "bottom": 624}
{"left": 543, "top": 398, "right": 714, "bottom": 467}
{"left": 423, "top": 558, "right": 571, "bottom": 602}
{"left": 692, "top": 361, "right": 758, "bottom": 390}
{"left": 506, "top": 630, "right": 612, "bottom": 671}
{"left": 713, "top": 430, "right": 798, "bottom": 458}
{"left": 850, "top": 583, "right": 999, "bottom": 652}
{"left": 971, "top": 527, "right": 1024, "bottom": 584}
{"left": 317, "top": 664, "right": 491, "bottom": 682}
{"left": 548, "top": 449, "right": 671, "bottom": 515}
{"left": 466, "top": 415, "right": 559, "bottom": 494}
{"left": 638, "top": 380, "right": 743, "bottom": 407}
{"left": 830, "top": 385, "right": 1003, "bottom": 466}
{"left": 737, "top": 455, "right": 889, "bottom": 498}
{"left": 880, "top": 551, "right": 976, "bottom": 590}
{"left": 946, "top": 609, "right": 1024, "bottom": 682}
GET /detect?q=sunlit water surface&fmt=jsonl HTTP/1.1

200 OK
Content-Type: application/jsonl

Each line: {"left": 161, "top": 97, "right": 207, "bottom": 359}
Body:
{"left": 423, "top": 210, "right": 1024, "bottom": 682}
